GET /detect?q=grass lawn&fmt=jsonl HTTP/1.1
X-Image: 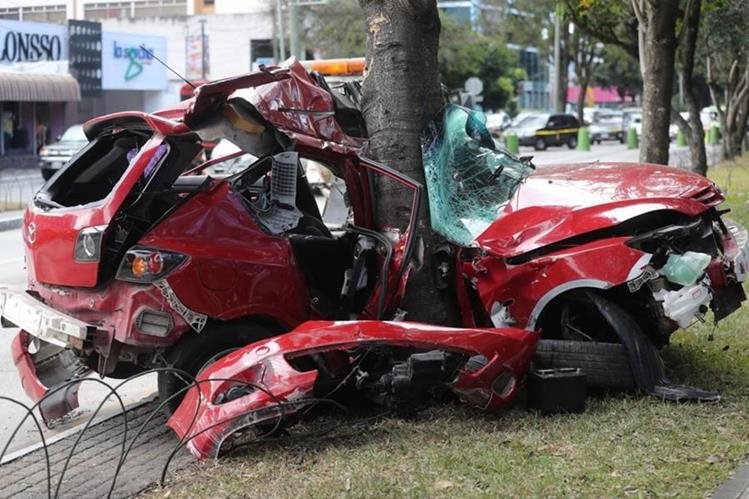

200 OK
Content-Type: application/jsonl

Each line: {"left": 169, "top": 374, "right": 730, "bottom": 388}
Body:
{"left": 150, "top": 155, "right": 749, "bottom": 498}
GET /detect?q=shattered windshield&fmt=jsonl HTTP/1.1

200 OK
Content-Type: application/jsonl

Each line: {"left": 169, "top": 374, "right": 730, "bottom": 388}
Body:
{"left": 422, "top": 104, "right": 534, "bottom": 246}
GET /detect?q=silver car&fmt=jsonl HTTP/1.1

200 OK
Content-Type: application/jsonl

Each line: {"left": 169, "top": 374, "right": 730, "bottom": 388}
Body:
{"left": 38, "top": 124, "right": 88, "bottom": 180}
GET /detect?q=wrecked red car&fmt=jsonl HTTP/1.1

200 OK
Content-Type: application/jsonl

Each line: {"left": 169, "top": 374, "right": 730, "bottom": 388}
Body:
{"left": 0, "top": 62, "right": 422, "bottom": 422}
{"left": 1, "top": 59, "right": 746, "bottom": 424}
{"left": 168, "top": 320, "right": 538, "bottom": 460}
{"left": 422, "top": 105, "right": 747, "bottom": 398}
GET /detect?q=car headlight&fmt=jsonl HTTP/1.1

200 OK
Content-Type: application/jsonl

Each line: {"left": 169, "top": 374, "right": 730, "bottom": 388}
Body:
{"left": 39, "top": 147, "right": 50, "bottom": 157}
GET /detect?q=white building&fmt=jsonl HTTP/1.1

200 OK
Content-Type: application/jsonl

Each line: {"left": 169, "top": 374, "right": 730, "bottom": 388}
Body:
{"left": 0, "top": 0, "right": 278, "bottom": 124}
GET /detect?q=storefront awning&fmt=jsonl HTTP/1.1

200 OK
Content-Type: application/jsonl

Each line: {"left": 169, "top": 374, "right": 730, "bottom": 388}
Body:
{"left": 0, "top": 72, "right": 81, "bottom": 102}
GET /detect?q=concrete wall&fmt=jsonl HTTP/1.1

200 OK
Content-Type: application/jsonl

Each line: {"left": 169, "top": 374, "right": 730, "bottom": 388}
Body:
{"left": 98, "top": 9, "right": 275, "bottom": 82}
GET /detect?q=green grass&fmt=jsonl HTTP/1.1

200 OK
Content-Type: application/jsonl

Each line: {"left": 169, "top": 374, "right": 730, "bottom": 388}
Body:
{"left": 150, "top": 155, "right": 749, "bottom": 498}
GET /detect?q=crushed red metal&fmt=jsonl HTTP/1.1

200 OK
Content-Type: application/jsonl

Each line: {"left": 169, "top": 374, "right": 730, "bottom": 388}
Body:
{"left": 0, "top": 57, "right": 745, "bottom": 424}
{"left": 168, "top": 320, "right": 538, "bottom": 460}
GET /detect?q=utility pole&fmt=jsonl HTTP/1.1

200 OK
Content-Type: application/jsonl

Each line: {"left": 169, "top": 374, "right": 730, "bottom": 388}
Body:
{"left": 199, "top": 18, "right": 207, "bottom": 80}
{"left": 276, "top": 0, "right": 286, "bottom": 61}
{"left": 553, "top": 4, "right": 563, "bottom": 113}
{"left": 289, "top": 0, "right": 301, "bottom": 59}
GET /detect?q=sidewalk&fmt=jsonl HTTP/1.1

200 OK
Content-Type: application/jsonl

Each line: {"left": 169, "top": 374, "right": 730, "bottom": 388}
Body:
{"left": 0, "top": 209, "right": 24, "bottom": 232}
{"left": 713, "top": 461, "right": 749, "bottom": 499}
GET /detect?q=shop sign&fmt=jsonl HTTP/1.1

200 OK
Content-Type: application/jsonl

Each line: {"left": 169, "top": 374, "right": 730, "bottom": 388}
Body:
{"left": 0, "top": 20, "right": 67, "bottom": 64}
{"left": 101, "top": 31, "right": 167, "bottom": 90}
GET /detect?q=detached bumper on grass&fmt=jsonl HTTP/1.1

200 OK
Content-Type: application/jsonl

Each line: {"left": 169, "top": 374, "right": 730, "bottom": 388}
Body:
{"left": 168, "top": 320, "right": 538, "bottom": 460}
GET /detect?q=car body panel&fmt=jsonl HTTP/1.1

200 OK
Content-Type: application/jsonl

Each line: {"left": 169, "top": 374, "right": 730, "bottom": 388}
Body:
{"left": 168, "top": 320, "right": 539, "bottom": 460}
{"left": 475, "top": 162, "right": 720, "bottom": 258}
{"left": 4, "top": 60, "right": 423, "bottom": 423}
{"left": 25, "top": 135, "right": 169, "bottom": 288}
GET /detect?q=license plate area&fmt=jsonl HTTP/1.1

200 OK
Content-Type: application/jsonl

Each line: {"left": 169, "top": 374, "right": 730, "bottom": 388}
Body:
{"left": 0, "top": 289, "right": 92, "bottom": 347}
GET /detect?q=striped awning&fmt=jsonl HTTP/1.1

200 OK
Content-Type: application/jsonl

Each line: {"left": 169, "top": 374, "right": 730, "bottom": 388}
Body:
{"left": 0, "top": 72, "right": 81, "bottom": 102}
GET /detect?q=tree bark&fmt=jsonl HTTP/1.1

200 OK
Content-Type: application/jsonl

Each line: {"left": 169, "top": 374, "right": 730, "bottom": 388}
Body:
{"left": 359, "top": 0, "right": 457, "bottom": 324}
{"left": 672, "top": 0, "right": 707, "bottom": 176}
{"left": 632, "top": 0, "right": 679, "bottom": 165}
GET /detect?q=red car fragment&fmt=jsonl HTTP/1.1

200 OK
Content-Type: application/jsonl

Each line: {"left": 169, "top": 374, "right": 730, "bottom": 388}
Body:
{"left": 168, "top": 320, "right": 538, "bottom": 460}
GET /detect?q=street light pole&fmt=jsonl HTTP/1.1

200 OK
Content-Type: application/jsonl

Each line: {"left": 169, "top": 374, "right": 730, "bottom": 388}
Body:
{"left": 276, "top": 0, "right": 286, "bottom": 61}
{"left": 199, "top": 18, "right": 207, "bottom": 80}
{"left": 553, "top": 4, "right": 562, "bottom": 113}
{"left": 289, "top": 0, "right": 301, "bottom": 59}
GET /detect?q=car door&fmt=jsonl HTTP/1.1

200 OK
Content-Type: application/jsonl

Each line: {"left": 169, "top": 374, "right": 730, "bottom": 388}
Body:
{"left": 546, "top": 115, "right": 563, "bottom": 145}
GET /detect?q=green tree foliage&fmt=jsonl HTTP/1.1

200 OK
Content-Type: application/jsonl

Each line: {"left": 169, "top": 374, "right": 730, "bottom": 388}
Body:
{"left": 438, "top": 15, "right": 526, "bottom": 111}
{"left": 562, "top": 0, "right": 637, "bottom": 58}
{"left": 304, "top": 0, "right": 366, "bottom": 58}
{"left": 594, "top": 44, "right": 641, "bottom": 101}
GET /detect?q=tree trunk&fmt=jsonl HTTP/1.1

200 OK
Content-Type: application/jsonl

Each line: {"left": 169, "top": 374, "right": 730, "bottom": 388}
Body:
{"left": 708, "top": 60, "right": 749, "bottom": 159}
{"left": 673, "top": 0, "right": 707, "bottom": 176}
{"left": 632, "top": 0, "right": 679, "bottom": 165}
{"left": 359, "top": 0, "right": 457, "bottom": 324}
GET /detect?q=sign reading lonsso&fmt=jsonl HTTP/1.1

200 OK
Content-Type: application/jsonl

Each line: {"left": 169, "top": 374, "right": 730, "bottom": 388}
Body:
{"left": 101, "top": 31, "right": 167, "bottom": 91}
{"left": 0, "top": 20, "right": 68, "bottom": 64}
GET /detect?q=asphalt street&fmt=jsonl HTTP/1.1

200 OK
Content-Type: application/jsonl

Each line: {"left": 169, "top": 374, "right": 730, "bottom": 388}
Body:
{"left": 0, "top": 226, "right": 156, "bottom": 458}
{"left": 518, "top": 141, "right": 640, "bottom": 165}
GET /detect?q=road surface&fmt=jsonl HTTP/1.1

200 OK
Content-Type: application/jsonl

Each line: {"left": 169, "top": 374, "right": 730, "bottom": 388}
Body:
{"left": 0, "top": 227, "right": 156, "bottom": 458}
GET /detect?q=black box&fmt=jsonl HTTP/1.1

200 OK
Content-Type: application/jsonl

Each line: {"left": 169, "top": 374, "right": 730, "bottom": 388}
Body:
{"left": 526, "top": 367, "right": 587, "bottom": 415}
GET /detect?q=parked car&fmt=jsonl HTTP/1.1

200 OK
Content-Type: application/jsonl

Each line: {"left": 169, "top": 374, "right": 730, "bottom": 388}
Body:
{"left": 589, "top": 110, "right": 624, "bottom": 143}
{"left": 622, "top": 108, "right": 643, "bottom": 136}
{"left": 37, "top": 124, "right": 88, "bottom": 180}
{"left": 202, "top": 138, "right": 257, "bottom": 176}
{"left": 504, "top": 113, "right": 580, "bottom": 150}
{"left": 484, "top": 111, "right": 511, "bottom": 137}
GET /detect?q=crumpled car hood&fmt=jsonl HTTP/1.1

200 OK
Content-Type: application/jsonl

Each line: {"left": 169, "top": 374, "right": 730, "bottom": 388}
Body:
{"left": 476, "top": 162, "right": 722, "bottom": 258}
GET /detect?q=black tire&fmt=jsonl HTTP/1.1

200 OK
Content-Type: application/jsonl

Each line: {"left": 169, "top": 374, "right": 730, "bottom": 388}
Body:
{"left": 534, "top": 137, "right": 547, "bottom": 151}
{"left": 157, "top": 321, "right": 276, "bottom": 413}
{"left": 535, "top": 339, "right": 635, "bottom": 389}
{"left": 567, "top": 136, "right": 578, "bottom": 149}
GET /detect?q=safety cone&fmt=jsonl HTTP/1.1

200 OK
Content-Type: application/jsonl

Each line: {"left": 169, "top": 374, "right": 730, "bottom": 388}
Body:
{"left": 577, "top": 128, "right": 590, "bottom": 151}
{"left": 627, "top": 127, "right": 638, "bottom": 149}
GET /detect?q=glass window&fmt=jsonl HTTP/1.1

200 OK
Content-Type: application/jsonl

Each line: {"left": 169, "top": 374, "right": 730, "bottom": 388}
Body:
{"left": 422, "top": 105, "right": 534, "bottom": 246}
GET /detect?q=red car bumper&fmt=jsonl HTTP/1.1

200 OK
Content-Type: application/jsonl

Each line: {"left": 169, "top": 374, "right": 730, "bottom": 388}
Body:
{"left": 168, "top": 320, "right": 538, "bottom": 460}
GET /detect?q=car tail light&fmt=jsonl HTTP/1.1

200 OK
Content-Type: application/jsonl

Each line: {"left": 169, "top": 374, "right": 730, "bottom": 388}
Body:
{"left": 74, "top": 225, "right": 107, "bottom": 262}
{"left": 116, "top": 247, "right": 187, "bottom": 283}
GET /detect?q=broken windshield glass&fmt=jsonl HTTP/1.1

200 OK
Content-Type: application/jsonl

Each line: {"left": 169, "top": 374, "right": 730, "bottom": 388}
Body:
{"left": 422, "top": 104, "right": 533, "bottom": 246}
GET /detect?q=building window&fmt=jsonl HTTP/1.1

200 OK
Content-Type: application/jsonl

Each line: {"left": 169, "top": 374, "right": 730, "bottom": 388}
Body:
{"left": 0, "top": 8, "right": 20, "bottom": 20}
{"left": 84, "top": 2, "right": 133, "bottom": 20}
{"left": 84, "top": 0, "right": 187, "bottom": 20}
{"left": 21, "top": 5, "right": 67, "bottom": 24}
{"left": 133, "top": 0, "right": 188, "bottom": 18}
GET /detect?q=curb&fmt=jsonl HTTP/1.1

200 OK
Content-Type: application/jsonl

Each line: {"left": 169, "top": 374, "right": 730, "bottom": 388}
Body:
{"left": 712, "top": 460, "right": 749, "bottom": 499}
{"left": 0, "top": 217, "right": 22, "bottom": 232}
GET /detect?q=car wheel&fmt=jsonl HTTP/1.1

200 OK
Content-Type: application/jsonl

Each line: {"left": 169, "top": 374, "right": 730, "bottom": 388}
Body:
{"left": 534, "top": 138, "right": 546, "bottom": 151}
{"left": 534, "top": 292, "right": 635, "bottom": 389}
{"left": 618, "top": 134, "right": 625, "bottom": 144}
{"left": 534, "top": 340, "right": 634, "bottom": 389}
{"left": 567, "top": 136, "right": 578, "bottom": 149}
{"left": 157, "top": 321, "right": 277, "bottom": 413}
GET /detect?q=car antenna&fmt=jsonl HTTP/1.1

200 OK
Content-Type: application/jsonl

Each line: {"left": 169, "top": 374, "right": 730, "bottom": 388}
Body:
{"left": 139, "top": 44, "right": 196, "bottom": 89}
